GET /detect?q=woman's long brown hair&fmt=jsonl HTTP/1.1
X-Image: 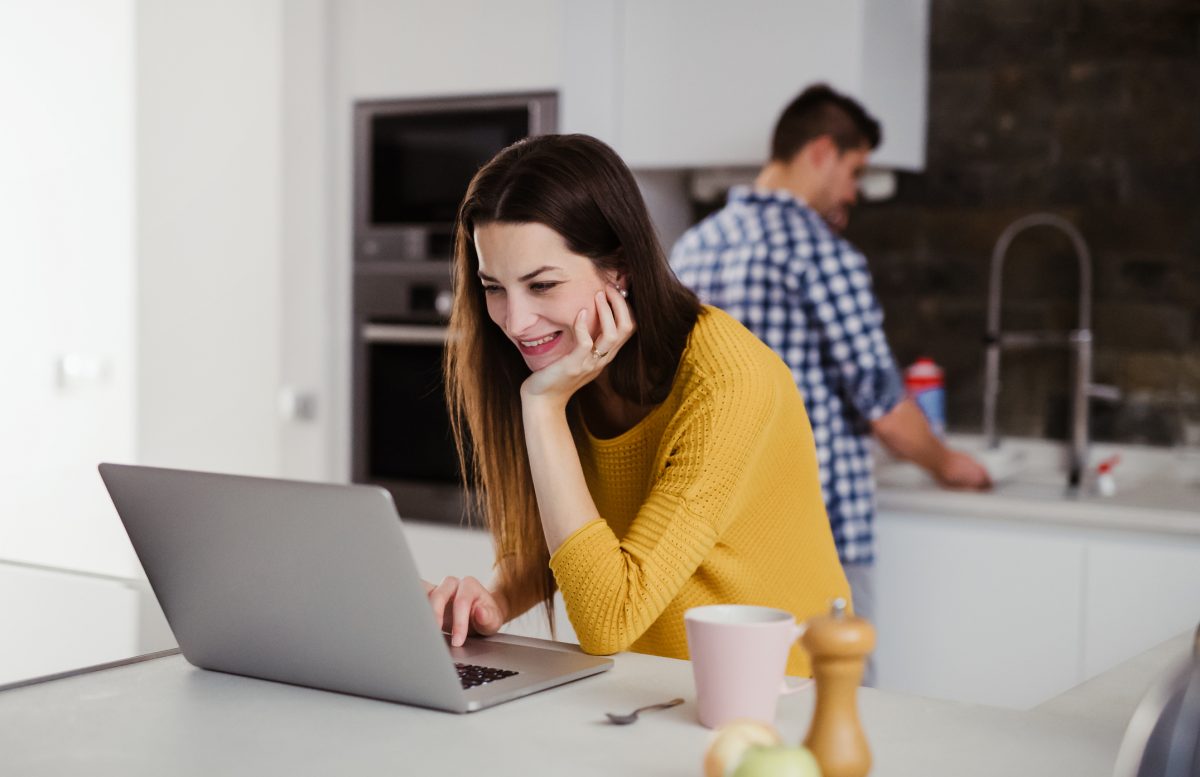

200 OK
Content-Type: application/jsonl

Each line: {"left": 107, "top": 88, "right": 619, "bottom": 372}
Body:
{"left": 444, "top": 134, "right": 702, "bottom": 629}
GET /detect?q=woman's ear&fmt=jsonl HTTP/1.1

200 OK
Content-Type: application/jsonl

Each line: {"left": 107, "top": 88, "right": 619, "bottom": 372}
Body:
{"left": 606, "top": 270, "right": 629, "bottom": 292}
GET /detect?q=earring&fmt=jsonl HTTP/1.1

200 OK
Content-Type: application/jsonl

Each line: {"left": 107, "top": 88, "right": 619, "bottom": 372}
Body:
{"left": 619, "top": 287, "right": 628, "bottom": 299}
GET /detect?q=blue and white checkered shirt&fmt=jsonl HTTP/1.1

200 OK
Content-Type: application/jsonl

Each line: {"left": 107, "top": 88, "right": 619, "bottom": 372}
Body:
{"left": 670, "top": 186, "right": 904, "bottom": 564}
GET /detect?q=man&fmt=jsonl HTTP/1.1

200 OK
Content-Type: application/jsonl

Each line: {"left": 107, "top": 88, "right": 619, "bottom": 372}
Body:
{"left": 670, "top": 85, "right": 991, "bottom": 680}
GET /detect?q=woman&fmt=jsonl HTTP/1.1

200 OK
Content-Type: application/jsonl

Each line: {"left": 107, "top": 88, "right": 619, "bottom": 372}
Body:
{"left": 427, "top": 134, "right": 848, "bottom": 676}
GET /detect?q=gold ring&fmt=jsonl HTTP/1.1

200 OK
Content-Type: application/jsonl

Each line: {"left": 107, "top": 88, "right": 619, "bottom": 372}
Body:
{"left": 591, "top": 349, "right": 608, "bottom": 359}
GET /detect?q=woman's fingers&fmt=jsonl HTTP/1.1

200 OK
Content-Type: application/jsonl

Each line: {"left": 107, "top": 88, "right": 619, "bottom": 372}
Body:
{"left": 428, "top": 576, "right": 459, "bottom": 630}
{"left": 450, "top": 585, "right": 474, "bottom": 647}
{"left": 572, "top": 307, "right": 595, "bottom": 358}
{"left": 589, "top": 286, "right": 628, "bottom": 359}
{"left": 594, "top": 289, "right": 618, "bottom": 350}
{"left": 431, "top": 576, "right": 503, "bottom": 647}
{"left": 608, "top": 283, "right": 635, "bottom": 337}
{"left": 461, "top": 576, "right": 503, "bottom": 636}
{"left": 591, "top": 284, "right": 634, "bottom": 358}
{"left": 473, "top": 601, "right": 503, "bottom": 635}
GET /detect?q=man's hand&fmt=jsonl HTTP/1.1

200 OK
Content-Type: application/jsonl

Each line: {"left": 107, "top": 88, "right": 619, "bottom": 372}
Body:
{"left": 872, "top": 399, "right": 992, "bottom": 491}
{"left": 932, "top": 449, "right": 992, "bottom": 491}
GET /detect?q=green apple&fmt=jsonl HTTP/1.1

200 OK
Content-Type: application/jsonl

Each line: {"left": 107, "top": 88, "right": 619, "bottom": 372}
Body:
{"left": 730, "top": 745, "right": 821, "bottom": 777}
{"left": 703, "top": 720, "right": 782, "bottom": 777}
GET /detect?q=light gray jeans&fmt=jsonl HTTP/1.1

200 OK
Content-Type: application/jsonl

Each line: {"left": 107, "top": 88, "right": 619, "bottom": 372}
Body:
{"left": 842, "top": 561, "right": 876, "bottom": 687}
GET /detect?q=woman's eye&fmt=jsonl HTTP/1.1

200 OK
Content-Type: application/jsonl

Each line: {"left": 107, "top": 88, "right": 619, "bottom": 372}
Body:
{"left": 530, "top": 282, "right": 559, "bottom": 293}
{"left": 482, "top": 284, "right": 503, "bottom": 295}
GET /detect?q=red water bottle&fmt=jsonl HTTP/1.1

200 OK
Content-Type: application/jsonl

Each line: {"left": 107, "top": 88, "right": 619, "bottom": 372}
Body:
{"left": 904, "top": 357, "right": 945, "bottom": 437}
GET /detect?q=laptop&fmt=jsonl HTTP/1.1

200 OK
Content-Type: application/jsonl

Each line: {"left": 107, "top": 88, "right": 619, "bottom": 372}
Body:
{"left": 98, "top": 463, "right": 612, "bottom": 712}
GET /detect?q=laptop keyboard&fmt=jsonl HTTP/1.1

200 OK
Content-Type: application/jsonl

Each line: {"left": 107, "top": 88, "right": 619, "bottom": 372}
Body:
{"left": 455, "top": 662, "right": 519, "bottom": 689}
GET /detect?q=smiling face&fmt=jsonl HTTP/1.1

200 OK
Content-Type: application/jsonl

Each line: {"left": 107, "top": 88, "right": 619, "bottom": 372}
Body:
{"left": 474, "top": 221, "right": 620, "bottom": 372}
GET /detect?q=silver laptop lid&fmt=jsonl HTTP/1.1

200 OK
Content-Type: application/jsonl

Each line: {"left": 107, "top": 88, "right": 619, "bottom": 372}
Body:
{"left": 98, "top": 463, "right": 466, "bottom": 709}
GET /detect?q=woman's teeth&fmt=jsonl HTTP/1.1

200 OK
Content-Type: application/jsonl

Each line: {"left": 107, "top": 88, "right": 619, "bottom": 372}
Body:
{"left": 520, "top": 333, "right": 558, "bottom": 348}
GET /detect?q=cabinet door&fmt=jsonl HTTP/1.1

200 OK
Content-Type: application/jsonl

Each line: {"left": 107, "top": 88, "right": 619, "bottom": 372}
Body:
{"left": 1083, "top": 532, "right": 1200, "bottom": 677}
{"left": 564, "top": 0, "right": 928, "bottom": 169}
{"left": 0, "top": 0, "right": 137, "bottom": 578}
{"left": 874, "top": 512, "right": 1085, "bottom": 709}
{"left": 0, "top": 563, "right": 139, "bottom": 686}
{"left": 617, "top": 1, "right": 860, "bottom": 168}
{"left": 336, "top": 0, "right": 561, "bottom": 99}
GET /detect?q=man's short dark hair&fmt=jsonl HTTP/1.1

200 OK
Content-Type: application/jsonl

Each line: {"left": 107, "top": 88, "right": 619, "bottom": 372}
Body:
{"left": 770, "top": 83, "right": 882, "bottom": 162}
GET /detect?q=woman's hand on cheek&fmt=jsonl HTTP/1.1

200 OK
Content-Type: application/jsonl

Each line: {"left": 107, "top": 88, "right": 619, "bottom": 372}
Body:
{"left": 519, "top": 283, "right": 636, "bottom": 408}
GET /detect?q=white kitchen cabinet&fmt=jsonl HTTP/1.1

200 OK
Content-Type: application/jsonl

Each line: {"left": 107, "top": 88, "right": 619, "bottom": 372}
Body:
{"left": 873, "top": 511, "right": 1086, "bottom": 709}
{"left": 335, "top": 0, "right": 562, "bottom": 100}
{"left": 0, "top": 0, "right": 138, "bottom": 578}
{"left": 1083, "top": 531, "right": 1200, "bottom": 678}
{"left": 563, "top": 0, "right": 930, "bottom": 170}
{"left": 875, "top": 508, "right": 1200, "bottom": 709}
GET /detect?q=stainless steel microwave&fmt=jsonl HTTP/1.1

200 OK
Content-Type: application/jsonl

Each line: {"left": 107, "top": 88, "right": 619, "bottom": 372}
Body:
{"left": 353, "top": 91, "right": 558, "bottom": 263}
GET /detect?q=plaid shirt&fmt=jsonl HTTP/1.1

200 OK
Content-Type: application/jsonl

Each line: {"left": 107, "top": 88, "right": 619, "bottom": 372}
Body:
{"left": 670, "top": 187, "right": 904, "bottom": 564}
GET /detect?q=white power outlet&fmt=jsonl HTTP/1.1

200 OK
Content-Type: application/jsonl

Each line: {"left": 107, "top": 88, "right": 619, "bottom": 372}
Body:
{"left": 277, "top": 386, "right": 318, "bottom": 422}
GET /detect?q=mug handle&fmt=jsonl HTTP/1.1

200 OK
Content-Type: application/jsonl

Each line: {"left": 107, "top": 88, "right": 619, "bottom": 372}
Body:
{"left": 781, "top": 678, "right": 814, "bottom": 695}
{"left": 779, "top": 621, "right": 812, "bottom": 696}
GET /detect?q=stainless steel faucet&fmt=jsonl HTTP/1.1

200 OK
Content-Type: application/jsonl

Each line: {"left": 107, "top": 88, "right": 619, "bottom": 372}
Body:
{"left": 983, "top": 213, "right": 1120, "bottom": 490}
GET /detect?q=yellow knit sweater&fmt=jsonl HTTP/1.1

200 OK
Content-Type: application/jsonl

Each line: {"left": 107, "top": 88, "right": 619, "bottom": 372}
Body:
{"left": 548, "top": 306, "right": 850, "bottom": 677}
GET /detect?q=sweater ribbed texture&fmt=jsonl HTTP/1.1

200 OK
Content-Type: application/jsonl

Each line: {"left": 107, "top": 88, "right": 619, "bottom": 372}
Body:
{"left": 549, "top": 307, "right": 849, "bottom": 676}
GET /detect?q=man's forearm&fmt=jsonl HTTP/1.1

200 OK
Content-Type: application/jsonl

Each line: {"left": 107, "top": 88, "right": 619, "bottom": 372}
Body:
{"left": 870, "top": 398, "right": 949, "bottom": 474}
{"left": 871, "top": 398, "right": 992, "bottom": 490}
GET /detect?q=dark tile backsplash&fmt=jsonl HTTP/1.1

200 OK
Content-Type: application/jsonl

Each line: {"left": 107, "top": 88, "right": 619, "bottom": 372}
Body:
{"left": 846, "top": 0, "right": 1200, "bottom": 446}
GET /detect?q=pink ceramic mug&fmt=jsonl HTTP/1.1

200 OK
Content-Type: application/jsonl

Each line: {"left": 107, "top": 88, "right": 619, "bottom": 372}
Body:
{"left": 684, "top": 604, "right": 810, "bottom": 728}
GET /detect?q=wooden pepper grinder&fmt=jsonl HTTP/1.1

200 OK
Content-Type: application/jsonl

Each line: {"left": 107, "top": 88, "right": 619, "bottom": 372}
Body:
{"left": 801, "top": 597, "right": 875, "bottom": 777}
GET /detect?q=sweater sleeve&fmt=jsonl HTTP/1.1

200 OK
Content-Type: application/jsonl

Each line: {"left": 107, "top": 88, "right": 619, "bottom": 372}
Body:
{"left": 548, "top": 357, "right": 780, "bottom": 656}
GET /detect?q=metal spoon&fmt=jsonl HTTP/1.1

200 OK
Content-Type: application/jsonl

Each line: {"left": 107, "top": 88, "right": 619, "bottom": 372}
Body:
{"left": 604, "top": 697, "right": 685, "bottom": 725}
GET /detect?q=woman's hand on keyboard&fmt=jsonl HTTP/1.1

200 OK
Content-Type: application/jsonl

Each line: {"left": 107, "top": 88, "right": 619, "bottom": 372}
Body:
{"left": 425, "top": 576, "right": 507, "bottom": 647}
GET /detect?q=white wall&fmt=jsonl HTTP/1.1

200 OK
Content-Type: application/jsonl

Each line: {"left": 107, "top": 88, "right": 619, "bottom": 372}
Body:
{"left": 280, "top": 0, "right": 337, "bottom": 481}
{"left": 2, "top": 1, "right": 321, "bottom": 679}
{"left": 0, "top": 0, "right": 138, "bottom": 577}
{"left": 2, "top": 0, "right": 324, "bottom": 573}
{"left": 135, "top": 0, "right": 285, "bottom": 477}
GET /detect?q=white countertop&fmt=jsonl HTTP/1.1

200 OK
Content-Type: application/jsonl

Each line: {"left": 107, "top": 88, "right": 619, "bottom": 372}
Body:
{"left": 876, "top": 436, "right": 1200, "bottom": 536}
{"left": 0, "top": 631, "right": 1191, "bottom": 776}
{"left": 1035, "top": 630, "right": 1194, "bottom": 745}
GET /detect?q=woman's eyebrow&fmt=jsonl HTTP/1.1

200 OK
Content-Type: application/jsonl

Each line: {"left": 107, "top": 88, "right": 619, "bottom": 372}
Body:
{"left": 477, "top": 266, "right": 562, "bottom": 283}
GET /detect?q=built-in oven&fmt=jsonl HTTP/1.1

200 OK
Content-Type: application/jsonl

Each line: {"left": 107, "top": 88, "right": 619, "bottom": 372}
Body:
{"left": 354, "top": 91, "right": 557, "bottom": 263}
{"left": 351, "top": 264, "right": 467, "bottom": 525}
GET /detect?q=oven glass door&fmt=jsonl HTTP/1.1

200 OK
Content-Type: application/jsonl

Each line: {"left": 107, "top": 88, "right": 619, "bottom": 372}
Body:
{"left": 365, "top": 324, "right": 461, "bottom": 485}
